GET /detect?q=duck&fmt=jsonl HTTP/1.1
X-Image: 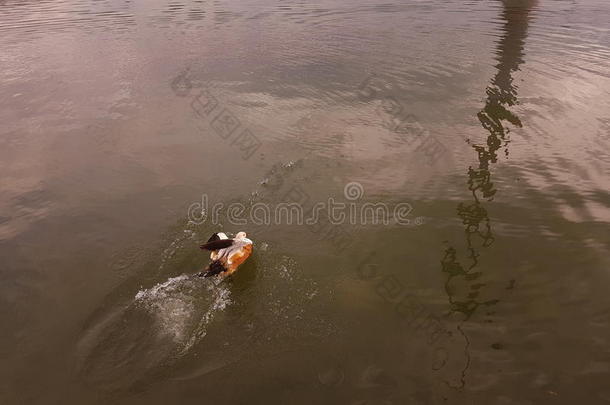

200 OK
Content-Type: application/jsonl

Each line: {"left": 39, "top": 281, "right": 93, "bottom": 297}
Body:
{"left": 197, "top": 231, "right": 253, "bottom": 277}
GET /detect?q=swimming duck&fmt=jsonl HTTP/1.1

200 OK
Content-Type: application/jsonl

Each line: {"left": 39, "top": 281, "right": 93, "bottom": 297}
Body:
{"left": 198, "top": 231, "right": 253, "bottom": 277}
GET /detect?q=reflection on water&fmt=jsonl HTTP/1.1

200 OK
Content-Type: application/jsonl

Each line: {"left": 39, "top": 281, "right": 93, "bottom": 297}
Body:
{"left": 442, "top": 0, "right": 536, "bottom": 321}
{"left": 439, "top": 1, "right": 537, "bottom": 391}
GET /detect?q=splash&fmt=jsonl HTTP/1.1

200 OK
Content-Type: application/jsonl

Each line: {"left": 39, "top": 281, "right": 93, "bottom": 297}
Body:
{"left": 134, "top": 274, "right": 231, "bottom": 351}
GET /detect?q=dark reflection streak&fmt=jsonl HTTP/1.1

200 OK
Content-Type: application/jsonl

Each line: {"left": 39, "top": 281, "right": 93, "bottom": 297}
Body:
{"left": 455, "top": 325, "right": 471, "bottom": 389}
{"left": 440, "top": 0, "right": 537, "bottom": 388}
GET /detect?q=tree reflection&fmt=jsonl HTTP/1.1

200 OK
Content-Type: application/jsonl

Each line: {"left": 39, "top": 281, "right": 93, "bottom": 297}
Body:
{"left": 442, "top": 0, "right": 537, "bottom": 320}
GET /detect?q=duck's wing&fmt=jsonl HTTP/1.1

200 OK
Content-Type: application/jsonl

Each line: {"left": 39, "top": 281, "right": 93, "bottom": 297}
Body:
{"left": 206, "top": 232, "right": 228, "bottom": 243}
{"left": 200, "top": 239, "right": 234, "bottom": 251}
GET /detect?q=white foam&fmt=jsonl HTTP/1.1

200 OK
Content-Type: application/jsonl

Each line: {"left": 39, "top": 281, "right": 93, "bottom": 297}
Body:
{"left": 134, "top": 275, "right": 231, "bottom": 351}
{"left": 182, "top": 285, "right": 231, "bottom": 353}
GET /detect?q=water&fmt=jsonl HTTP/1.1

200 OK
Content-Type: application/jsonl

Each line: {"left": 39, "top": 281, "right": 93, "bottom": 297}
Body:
{"left": 1, "top": 0, "right": 610, "bottom": 403}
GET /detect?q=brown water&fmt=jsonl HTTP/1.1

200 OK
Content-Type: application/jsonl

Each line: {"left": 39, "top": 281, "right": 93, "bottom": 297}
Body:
{"left": 1, "top": 0, "right": 610, "bottom": 403}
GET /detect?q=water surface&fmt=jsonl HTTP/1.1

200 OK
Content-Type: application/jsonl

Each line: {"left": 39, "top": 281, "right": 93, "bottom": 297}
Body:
{"left": 1, "top": 0, "right": 610, "bottom": 403}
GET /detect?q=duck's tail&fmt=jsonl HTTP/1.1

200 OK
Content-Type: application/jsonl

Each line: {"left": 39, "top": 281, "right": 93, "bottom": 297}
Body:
{"left": 197, "top": 260, "right": 226, "bottom": 278}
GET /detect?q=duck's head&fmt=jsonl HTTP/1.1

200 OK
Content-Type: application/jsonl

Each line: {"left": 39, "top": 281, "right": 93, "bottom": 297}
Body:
{"left": 235, "top": 231, "right": 247, "bottom": 239}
